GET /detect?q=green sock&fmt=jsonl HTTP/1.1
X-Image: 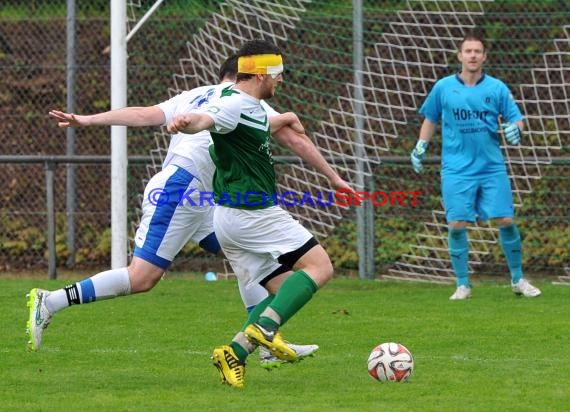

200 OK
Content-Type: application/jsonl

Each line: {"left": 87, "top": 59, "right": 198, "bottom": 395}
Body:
{"left": 257, "top": 316, "right": 280, "bottom": 331}
{"left": 229, "top": 341, "right": 248, "bottom": 363}
{"left": 240, "top": 294, "right": 274, "bottom": 331}
{"left": 266, "top": 270, "right": 318, "bottom": 326}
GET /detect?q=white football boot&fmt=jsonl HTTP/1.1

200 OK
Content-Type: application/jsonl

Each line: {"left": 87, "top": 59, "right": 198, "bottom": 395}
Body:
{"left": 26, "top": 288, "right": 53, "bottom": 351}
{"left": 511, "top": 279, "right": 541, "bottom": 297}
{"left": 449, "top": 285, "right": 472, "bottom": 300}
{"left": 260, "top": 342, "right": 319, "bottom": 370}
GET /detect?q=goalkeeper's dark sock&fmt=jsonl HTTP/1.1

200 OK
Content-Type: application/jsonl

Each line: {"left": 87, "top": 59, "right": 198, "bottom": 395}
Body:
{"left": 264, "top": 270, "right": 318, "bottom": 326}
{"left": 448, "top": 227, "right": 470, "bottom": 287}
{"left": 499, "top": 224, "right": 523, "bottom": 283}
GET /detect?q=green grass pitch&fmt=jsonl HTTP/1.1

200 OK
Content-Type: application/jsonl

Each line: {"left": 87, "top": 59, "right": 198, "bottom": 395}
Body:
{"left": 1, "top": 277, "right": 568, "bottom": 411}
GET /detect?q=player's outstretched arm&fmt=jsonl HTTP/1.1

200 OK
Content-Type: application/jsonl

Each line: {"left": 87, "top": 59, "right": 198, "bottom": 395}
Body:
{"left": 48, "top": 106, "right": 165, "bottom": 129}
{"left": 272, "top": 125, "right": 352, "bottom": 191}
{"left": 166, "top": 113, "right": 215, "bottom": 135}
{"left": 269, "top": 112, "right": 305, "bottom": 135}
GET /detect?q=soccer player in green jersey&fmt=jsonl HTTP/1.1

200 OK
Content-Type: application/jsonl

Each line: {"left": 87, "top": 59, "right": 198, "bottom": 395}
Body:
{"left": 167, "top": 39, "right": 352, "bottom": 387}
{"left": 27, "top": 55, "right": 320, "bottom": 367}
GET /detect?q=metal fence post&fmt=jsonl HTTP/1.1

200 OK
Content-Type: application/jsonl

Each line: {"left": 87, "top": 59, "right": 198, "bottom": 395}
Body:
{"left": 44, "top": 161, "right": 57, "bottom": 279}
{"left": 66, "top": 0, "right": 77, "bottom": 268}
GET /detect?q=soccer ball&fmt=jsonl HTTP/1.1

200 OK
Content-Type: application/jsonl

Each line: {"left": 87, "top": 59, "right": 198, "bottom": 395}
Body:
{"left": 367, "top": 342, "right": 414, "bottom": 382}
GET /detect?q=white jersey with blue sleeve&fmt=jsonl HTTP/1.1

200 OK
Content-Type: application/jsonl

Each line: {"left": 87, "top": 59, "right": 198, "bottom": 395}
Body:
{"left": 155, "top": 81, "right": 234, "bottom": 186}
{"left": 419, "top": 73, "right": 523, "bottom": 177}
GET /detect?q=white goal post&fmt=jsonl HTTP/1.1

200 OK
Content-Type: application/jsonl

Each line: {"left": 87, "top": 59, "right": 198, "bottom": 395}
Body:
{"left": 110, "top": 0, "right": 165, "bottom": 268}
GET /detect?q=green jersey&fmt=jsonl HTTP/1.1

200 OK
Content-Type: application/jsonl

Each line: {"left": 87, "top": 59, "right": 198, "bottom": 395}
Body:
{"left": 206, "top": 87, "right": 277, "bottom": 209}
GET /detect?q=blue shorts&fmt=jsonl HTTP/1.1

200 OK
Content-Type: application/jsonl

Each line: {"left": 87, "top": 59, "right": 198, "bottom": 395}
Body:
{"left": 441, "top": 173, "right": 514, "bottom": 223}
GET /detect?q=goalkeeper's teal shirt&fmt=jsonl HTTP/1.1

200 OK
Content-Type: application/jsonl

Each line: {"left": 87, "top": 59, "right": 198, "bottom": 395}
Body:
{"left": 419, "top": 73, "right": 523, "bottom": 177}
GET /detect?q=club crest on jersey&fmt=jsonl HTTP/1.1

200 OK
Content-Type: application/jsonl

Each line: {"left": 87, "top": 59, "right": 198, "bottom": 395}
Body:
{"left": 258, "top": 140, "right": 274, "bottom": 164}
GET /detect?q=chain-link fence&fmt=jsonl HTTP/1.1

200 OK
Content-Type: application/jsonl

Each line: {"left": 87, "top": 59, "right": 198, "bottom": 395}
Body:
{"left": 1, "top": 1, "right": 568, "bottom": 281}
{"left": 0, "top": 1, "right": 221, "bottom": 273}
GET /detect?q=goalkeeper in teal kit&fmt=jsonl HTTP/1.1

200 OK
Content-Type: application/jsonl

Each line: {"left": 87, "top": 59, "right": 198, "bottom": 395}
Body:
{"left": 411, "top": 30, "right": 541, "bottom": 300}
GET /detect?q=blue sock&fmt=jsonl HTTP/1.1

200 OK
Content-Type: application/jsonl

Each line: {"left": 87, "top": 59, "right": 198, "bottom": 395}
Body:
{"left": 499, "top": 224, "right": 523, "bottom": 283}
{"left": 448, "top": 227, "right": 470, "bottom": 287}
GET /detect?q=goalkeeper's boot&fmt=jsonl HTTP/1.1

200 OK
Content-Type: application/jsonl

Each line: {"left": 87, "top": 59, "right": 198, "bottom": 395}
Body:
{"left": 449, "top": 285, "right": 472, "bottom": 300}
{"left": 212, "top": 345, "right": 245, "bottom": 388}
{"left": 26, "top": 288, "right": 53, "bottom": 351}
{"left": 245, "top": 323, "right": 298, "bottom": 362}
{"left": 511, "top": 279, "right": 541, "bottom": 297}
{"left": 260, "top": 342, "right": 319, "bottom": 370}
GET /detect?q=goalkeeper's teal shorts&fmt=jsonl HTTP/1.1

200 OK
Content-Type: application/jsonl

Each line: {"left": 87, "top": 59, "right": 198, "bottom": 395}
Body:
{"left": 442, "top": 172, "right": 514, "bottom": 223}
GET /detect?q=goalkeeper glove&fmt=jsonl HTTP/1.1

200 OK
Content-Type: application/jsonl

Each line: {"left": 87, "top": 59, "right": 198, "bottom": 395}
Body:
{"left": 500, "top": 122, "right": 521, "bottom": 145}
{"left": 410, "top": 140, "right": 429, "bottom": 174}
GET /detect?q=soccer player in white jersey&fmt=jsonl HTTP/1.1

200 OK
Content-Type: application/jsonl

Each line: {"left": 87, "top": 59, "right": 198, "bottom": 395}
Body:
{"left": 27, "top": 56, "right": 320, "bottom": 366}
{"left": 410, "top": 30, "right": 541, "bottom": 300}
{"left": 167, "top": 39, "right": 353, "bottom": 388}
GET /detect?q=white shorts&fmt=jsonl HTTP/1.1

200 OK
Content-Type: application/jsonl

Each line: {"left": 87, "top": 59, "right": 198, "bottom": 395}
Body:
{"left": 134, "top": 165, "right": 216, "bottom": 268}
{"left": 213, "top": 205, "right": 314, "bottom": 288}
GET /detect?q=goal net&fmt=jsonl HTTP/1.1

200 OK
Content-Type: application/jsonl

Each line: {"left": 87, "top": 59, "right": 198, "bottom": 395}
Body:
{"left": 127, "top": 0, "right": 569, "bottom": 282}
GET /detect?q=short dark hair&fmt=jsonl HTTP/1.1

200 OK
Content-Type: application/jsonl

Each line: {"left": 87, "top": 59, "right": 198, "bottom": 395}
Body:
{"left": 459, "top": 29, "right": 487, "bottom": 52}
{"left": 235, "top": 39, "right": 282, "bottom": 82}
{"left": 218, "top": 54, "right": 238, "bottom": 82}
{"left": 237, "top": 39, "right": 281, "bottom": 57}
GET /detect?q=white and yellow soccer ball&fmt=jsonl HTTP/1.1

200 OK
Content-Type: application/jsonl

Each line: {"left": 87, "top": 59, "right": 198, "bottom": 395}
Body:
{"left": 367, "top": 342, "right": 414, "bottom": 382}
